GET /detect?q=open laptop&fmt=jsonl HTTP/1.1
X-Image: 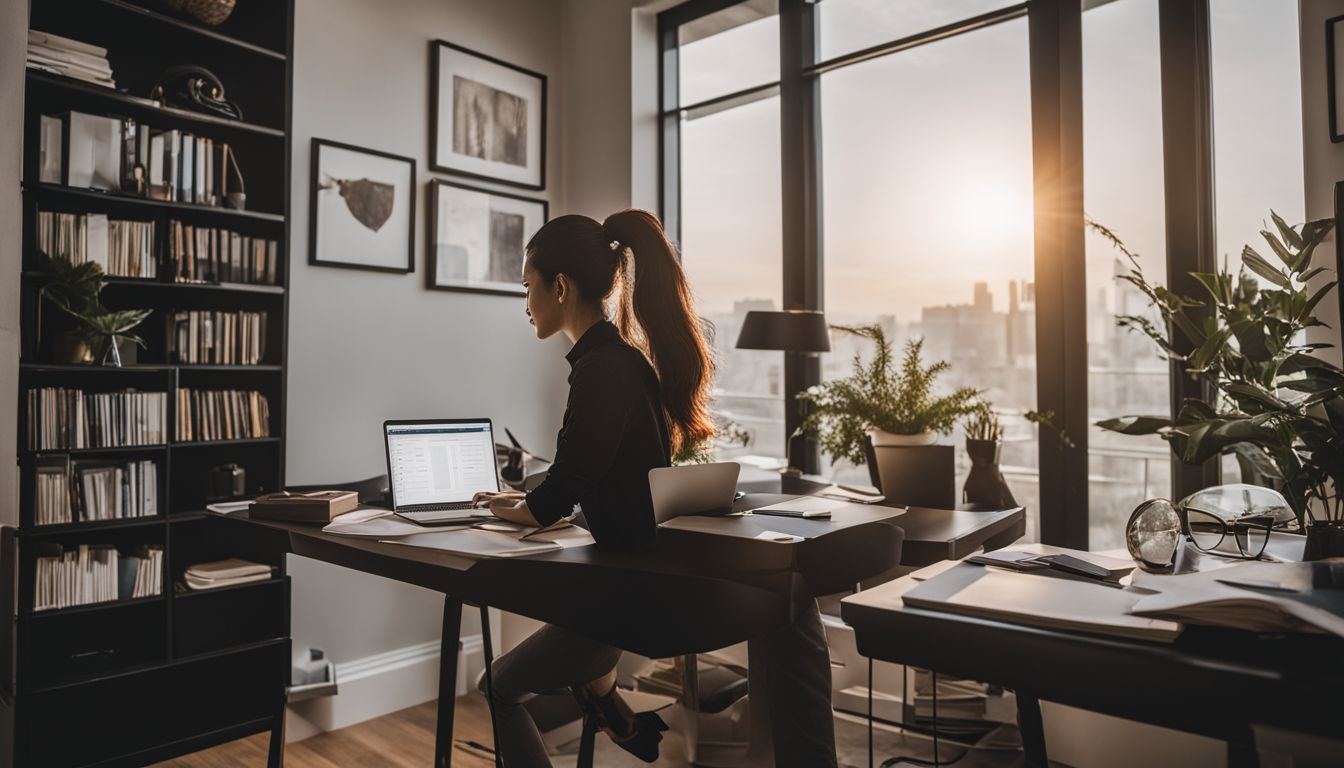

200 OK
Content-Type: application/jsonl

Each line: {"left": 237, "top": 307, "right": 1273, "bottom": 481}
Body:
{"left": 384, "top": 418, "right": 500, "bottom": 525}
{"left": 649, "top": 462, "right": 740, "bottom": 524}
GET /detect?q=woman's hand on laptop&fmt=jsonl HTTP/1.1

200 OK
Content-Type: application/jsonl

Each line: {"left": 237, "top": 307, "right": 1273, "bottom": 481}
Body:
{"left": 472, "top": 491, "right": 538, "bottom": 526}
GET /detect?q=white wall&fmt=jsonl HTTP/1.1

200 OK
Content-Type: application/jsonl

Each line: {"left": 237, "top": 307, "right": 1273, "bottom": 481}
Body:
{"left": 1300, "top": 0, "right": 1344, "bottom": 367}
{"left": 0, "top": 0, "right": 26, "bottom": 529}
{"left": 286, "top": 0, "right": 571, "bottom": 728}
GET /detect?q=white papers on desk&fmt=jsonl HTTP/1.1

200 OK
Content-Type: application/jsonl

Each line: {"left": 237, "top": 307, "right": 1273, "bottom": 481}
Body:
{"left": 206, "top": 500, "right": 253, "bottom": 514}
{"left": 1130, "top": 561, "right": 1344, "bottom": 638}
{"left": 382, "top": 528, "right": 565, "bottom": 558}
{"left": 754, "top": 530, "right": 804, "bottom": 543}
{"left": 322, "top": 507, "right": 423, "bottom": 538}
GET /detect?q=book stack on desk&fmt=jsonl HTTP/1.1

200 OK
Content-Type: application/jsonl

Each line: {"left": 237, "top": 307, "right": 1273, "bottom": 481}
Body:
{"left": 250, "top": 490, "right": 359, "bottom": 523}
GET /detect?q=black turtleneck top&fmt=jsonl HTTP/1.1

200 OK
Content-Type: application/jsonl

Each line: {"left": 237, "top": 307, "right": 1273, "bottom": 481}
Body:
{"left": 525, "top": 321, "right": 670, "bottom": 550}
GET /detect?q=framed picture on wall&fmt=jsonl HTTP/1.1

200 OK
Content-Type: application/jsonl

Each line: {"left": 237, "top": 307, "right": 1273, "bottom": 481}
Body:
{"left": 1336, "top": 181, "right": 1344, "bottom": 341}
{"left": 1329, "top": 15, "right": 1344, "bottom": 142}
{"left": 309, "top": 139, "right": 416, "bottom": 273}
{"left": 430, "top": 40, "right": 547, "bottom": 190}
{"left": 427, "top": 179, "right": 547, "bottom": 295}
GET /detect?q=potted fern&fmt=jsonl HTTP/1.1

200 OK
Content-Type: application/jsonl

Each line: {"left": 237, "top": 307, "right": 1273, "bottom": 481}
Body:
{"left": 796, "top": 326, "right": 980, "bottom": 502}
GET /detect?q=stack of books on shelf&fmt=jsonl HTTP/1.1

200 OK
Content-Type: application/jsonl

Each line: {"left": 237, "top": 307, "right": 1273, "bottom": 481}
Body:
{"left": 74, "top": 460, "right": 159, "bottom": 521}
{"left": 166, "top": 310, "right": 268, "bottom": 365}
{"left": 175, "top": 388, "right": 271, "bottom": 442}
{"left": 170, "top": 221, "right": 279, "bottom": 285}
{"left": 37, "top": 210, "right": 156, "bottom": 278}
{"left": 32, "top": 543, "right": 163, "bottom": 611}
{"left": 26, "top": 387, "right": 168, "bottom": 451}
{"left": 27, "top": 30, "right": 115, "bottom": 89}
{"left": 40, "top": 109, "right": 238, "bottom": 206}
{"left": 183, "top": 559, "right": 275, "bottom": 591}
{"left": 34, "top": 460, "right": 73, "bottom": 526}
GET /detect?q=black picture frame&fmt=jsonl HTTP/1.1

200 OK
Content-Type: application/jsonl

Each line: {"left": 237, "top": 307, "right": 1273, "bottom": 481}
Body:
{"left": 426, "top": 178, "right": 548, "bottom": 297}
{"left": 309, "top": 138, "right": 416, "bottom": 273}
{"left": 1336, "top": 181, "right": 1344, "bottom": 345}
{"left": 1329, "top": 15, "right": 1344, "bottom": 143}
{"left": 430, "top": 40, "right": 547, "bottom": 191}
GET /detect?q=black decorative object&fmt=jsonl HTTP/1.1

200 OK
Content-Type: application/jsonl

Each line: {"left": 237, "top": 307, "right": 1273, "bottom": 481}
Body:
{"left": 431, "top": 40, "right": 547, "bottom": 190}
{"left": 962, "top": 438, "right": 1017, "bottom": 507}
{"left": 209, "top": 463, "right": 247, "bottom": 501}
{"left": 309, "top": 139, "right": 416, "bottom": 273}
{"left": 1304, "top": 522, "right": 1344, "bottom": 560}
{"left": 427, "top": 179, "right": 547, "bottom": 295}
{"left": 735, "top": 310, "right": 831, "bottom": 353}
{"left": 1329, "top": 16, "right": 1344, "bottom": 143}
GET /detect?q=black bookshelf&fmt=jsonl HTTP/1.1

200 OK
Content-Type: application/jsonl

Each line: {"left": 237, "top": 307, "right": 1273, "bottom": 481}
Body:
{"left": 4, "top": 2, "right": 294, "bottom": 766}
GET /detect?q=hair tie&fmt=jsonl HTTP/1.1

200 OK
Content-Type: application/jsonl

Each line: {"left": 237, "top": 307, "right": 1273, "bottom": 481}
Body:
{"left": 609, "top": 239, "right": 622, "bottom": 251}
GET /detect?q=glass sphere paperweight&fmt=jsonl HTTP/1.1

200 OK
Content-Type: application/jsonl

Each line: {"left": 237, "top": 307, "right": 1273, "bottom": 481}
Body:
{"left": 1126, "top": 498, "right": 1182, "bottom": 572}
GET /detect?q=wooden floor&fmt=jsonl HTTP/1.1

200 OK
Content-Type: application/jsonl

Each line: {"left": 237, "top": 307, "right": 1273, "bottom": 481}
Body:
{"left": 150, "top": 695, "right": 1028, "bottom": 768}
{"left": 149, "top": 697, "right": 497, "bottom": 768}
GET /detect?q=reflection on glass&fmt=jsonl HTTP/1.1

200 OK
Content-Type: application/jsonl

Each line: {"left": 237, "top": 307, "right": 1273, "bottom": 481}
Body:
{"left": 1083, "top": 0, "right": 1171, "bottom": 551}
{"left": 1126, "top": 498, "right": 1182, "bottom": 572}
{"left": 678, "top": 2, "right": 779, "bottom": 106}
{"left": 680, "top": 96, "right": 785, "bottom": 461}
{"left": 817, "top": 0, "right": 1019, "bottom": 61}
{"left": 818, "top": 18, "right": 1037, "bottom": 537}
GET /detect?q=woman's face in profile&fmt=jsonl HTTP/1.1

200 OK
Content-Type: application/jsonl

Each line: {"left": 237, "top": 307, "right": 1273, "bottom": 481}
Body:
{"left": 523, "top": 259, "right": 562, "bottom": 340}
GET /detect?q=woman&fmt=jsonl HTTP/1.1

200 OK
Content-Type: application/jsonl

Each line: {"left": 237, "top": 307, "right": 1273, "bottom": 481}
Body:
{"left": 476, "top": 209, "right": 839, "bottom": 767}
{"left": 472, "top": 209, "right": 714, "bottom": 765}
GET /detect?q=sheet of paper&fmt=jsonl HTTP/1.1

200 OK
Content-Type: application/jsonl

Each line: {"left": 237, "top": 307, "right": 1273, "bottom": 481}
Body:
{"left": 205, "top": 500, "right": 253, "bottom": 514}
{"left": 754, "top": 530, "right": 804, "bottom": 543}
{"left": 753, "top": 497, "right": 840, "bottom": 515}
{"left": 323, "top": 510, "right": 424, "bottom": 538}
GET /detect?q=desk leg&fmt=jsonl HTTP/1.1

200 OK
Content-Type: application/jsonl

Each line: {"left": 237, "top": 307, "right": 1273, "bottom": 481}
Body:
{"left": 436, "top": 597, "right": 463, "bottom": 768}
{"left": 267, "top": 683, "right": 286, "bottom": 768}
{"left": 479, "top": 605, "right": 503, "bottom": 768}
{"left": 1016, "top": 693, "right": 1048, "bottom": 768}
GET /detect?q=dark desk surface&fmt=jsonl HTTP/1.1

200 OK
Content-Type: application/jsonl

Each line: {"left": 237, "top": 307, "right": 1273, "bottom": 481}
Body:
{"left": 841, "top": 554, "right": 1344, "bottom": 747}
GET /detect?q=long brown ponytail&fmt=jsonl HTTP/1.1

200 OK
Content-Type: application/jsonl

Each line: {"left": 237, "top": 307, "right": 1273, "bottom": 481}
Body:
{"left": 526, "top": 209, "right": 715, "bottom": 455}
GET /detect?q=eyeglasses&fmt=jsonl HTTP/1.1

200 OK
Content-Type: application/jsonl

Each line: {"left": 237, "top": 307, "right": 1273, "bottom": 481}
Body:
{"left": 1184, "top": 508, "right": 1274, "bottom": 560}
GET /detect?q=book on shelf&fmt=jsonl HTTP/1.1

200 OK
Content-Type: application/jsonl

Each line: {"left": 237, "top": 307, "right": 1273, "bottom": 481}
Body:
{"left": 36, "top": 210, "right": 156, "bottom": 278}
{"left": 169, "top": 220, "right": 279, "bottom": 285}
{"left": 32, "top": 543, "right": 163, "bottom": 611}
{"left": 26, "top": 387, "right": 168, "bottom": 451}
{"left": 34, "top": 455, "right": 73, "bottom": 526}
{"left": 27, "top": 30, "right": 115, "bottom": 89}
{"left": 183, "top": 558, "right": 275, "bottom": 591}
{"left": 166, "top": 309, "right": 268, "bottom": 365}
{"left": 175, "top": 388, "right": 271, "bottom": 442}
{"left": 73, "top": 459, "right": 159, "bottom": 521}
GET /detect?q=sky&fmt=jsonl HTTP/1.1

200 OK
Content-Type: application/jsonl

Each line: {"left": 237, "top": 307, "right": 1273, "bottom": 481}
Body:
{"left": 675, "top": 0, "right": 1306, "bottom": 321}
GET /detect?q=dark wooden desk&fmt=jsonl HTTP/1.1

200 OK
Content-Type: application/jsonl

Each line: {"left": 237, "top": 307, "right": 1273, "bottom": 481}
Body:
{"left": 841, "top": 551, "right": 1344, "bottom": 767}
{"left": 212, "top": 504, "right": 906, "bottom": 767}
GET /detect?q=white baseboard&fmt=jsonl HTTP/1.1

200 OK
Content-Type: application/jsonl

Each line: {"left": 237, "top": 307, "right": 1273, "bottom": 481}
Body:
{"left": 285, "top": 633, "right": 486, "bottom": 742}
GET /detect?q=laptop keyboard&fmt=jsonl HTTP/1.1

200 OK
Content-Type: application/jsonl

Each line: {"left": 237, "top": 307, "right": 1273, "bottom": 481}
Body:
{"left": 401, "top": 501, "right": 474, "bottom": 512}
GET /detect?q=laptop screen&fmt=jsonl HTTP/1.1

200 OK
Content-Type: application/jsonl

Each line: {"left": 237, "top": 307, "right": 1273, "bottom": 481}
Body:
{"left": 386, "top": 421, "right": 498, "bottom": 507}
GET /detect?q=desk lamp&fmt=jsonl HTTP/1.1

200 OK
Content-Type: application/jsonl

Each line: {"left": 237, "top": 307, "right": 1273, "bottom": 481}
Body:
{"left": 734, "top": 310, "right": 830, "bottom": 473}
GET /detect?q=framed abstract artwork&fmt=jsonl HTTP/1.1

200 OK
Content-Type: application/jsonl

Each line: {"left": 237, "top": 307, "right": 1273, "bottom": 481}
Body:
{"left": 427, "top": 179, "right": 547, "bottom": 295}
{"left": 309, "top": 138, "right": 416, "bottom": 273}
{"left": 430, "top": 40, "right": 547, "bottom": 190}
{"left": 1329, "top": 15, "right": 1344, "bottom": 142}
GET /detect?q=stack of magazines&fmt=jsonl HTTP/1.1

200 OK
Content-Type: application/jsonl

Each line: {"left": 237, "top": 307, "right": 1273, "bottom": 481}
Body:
{"left": 27, "top": 30, "right": 115, "bottom": 88}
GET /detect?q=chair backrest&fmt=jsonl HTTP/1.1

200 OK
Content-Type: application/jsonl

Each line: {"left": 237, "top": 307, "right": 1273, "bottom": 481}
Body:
{"left": 649, "top": 462, "right": 741, "bottom": 524}
{"left": 286, "top": 475, "right": 389, "bottom": 505}
{"left": 864, "top": 441, "right": 956, "bottom": 509}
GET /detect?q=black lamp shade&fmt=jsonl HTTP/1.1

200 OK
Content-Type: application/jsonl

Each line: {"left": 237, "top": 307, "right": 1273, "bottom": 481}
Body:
{"left": 735, "top": 310, "right": 831, "bottom": 352}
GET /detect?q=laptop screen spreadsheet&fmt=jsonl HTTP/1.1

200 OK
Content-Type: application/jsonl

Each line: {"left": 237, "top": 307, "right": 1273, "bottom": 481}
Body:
{"left": 386, "top": 423, "right": 497, "bottom": 507}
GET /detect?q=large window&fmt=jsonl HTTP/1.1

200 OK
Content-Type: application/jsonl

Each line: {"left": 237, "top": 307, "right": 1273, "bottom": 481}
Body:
{"left": 1083, "top": 0, "right": 1171, "bottom": 550}
{"left": 672, "top": 2, "right": 785, "bottom": 464}
{"left": 820, "top": 15, "right": 1038, "bottom": 538}
{"left": 660, "top": 0, "right": 1310, "bottom": 548}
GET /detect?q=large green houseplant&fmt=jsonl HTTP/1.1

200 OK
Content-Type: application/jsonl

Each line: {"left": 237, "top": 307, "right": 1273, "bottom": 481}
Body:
{"left": 796, "top": 326, "right": 981, "bottom": 465}
{"left": 1092, "top": 213, "right": 1343, "bottom": 544}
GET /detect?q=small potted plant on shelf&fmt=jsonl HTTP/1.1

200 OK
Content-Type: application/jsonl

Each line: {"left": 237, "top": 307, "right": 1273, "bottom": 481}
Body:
{"left": 962, "top": 403, "right": 1017, "bottom": 507}
{"left": 1091, "top": 212, "right": 1344, "bottom": 559}
{"left": 34, "top": 252, "right": 151, "bottom": 366}
{"left": 796, "top": 326, "right": 981, "bottom": 502}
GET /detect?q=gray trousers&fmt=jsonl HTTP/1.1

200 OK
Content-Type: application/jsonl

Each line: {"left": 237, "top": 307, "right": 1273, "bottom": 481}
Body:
{"left": 488, "top": 599, "right": 837, "bottom": 767}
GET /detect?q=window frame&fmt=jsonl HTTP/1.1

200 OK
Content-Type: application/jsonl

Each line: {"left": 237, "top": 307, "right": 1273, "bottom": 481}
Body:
{"left": 657, "top": 0, "right": 1220, "bottom": 548}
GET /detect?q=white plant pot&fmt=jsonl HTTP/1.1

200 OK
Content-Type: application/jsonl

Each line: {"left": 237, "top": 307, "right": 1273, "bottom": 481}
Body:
{"left": 868, "top": 429, "right": 938, "bottom": 447}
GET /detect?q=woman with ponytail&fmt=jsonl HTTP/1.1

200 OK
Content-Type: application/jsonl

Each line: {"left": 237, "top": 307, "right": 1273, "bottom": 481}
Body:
{"left": 474, "top": 209, "right": 837, "bottom": 767}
